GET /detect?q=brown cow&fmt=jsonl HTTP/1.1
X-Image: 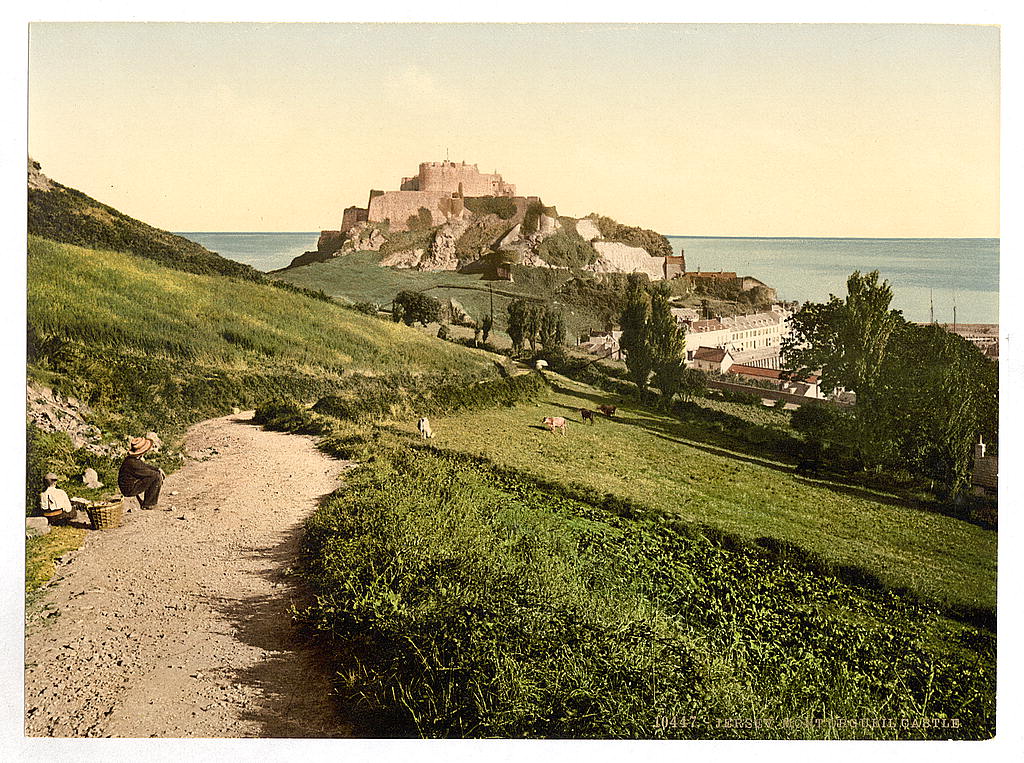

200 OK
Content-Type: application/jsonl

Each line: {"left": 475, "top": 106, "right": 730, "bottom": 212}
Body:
{"left": 580, "top": 408, "right": 596, "bottom": 424}
{"left": 542, "top": 416, "right": 568, "bottom": 435}
{"left": 597, "top": 404, "right": 617, "bottom": 418}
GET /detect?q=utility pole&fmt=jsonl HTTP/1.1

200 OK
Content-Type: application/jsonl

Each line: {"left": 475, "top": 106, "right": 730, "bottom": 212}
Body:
{"left": 489, "top": 282, "right": 494, "bottom": 323}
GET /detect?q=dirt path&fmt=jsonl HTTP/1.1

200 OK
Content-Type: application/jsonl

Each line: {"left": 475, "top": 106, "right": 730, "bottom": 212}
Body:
{"left": 24, "top": 411, "right": 353, "bottom": 738}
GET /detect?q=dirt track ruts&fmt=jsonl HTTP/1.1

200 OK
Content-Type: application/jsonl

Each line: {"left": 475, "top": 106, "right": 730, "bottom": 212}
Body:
{"left": 24, "top": 411, "right": 353, "bottom": 738}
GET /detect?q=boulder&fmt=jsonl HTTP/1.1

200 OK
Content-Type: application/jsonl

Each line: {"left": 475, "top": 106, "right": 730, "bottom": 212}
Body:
{"left": 145, "top": 431, "right": 163, "bottom": 452}
{"left": 82, "top": 468, "right": 102, "bottom": 489}
{"left": 496, "top": 224, "right": 522, "bottom": 250}
{"left": 26, "top": 517, "right": 51, "bottom": 538}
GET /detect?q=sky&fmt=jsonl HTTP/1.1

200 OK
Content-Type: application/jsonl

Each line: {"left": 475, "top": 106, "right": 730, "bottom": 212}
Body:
{"left": 28, "top": 23, "right": 1000, "bottom": 237}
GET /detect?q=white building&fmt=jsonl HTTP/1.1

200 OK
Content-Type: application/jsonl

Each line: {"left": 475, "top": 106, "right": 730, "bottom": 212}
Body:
{"left": 679, "top": 305, "right": 791, "bottom": 369}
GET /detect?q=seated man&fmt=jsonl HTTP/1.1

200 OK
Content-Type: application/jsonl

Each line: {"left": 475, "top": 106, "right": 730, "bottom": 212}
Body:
{"left": 39, "top": 472, "right": 74, "bottom": 525}
{"left": 118, "top": 436, "right": 165, "bottom": 510}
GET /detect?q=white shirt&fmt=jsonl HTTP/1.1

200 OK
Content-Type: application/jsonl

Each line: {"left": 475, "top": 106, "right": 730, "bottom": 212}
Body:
{"left": 40, "top": 485, "right": 72, "bottom": 515}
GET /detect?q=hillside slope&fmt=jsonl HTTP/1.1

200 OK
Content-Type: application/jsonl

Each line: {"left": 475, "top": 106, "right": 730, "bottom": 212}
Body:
{"left": 26, "top": 159, "right": 326, "bottom": 292}
{"left": 26, "top": 234, "right": 496, "bottom": 516}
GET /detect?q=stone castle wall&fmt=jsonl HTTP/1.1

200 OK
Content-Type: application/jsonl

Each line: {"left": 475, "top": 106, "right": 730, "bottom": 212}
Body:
{"left": 400, "top": 160, "right": 515, "bottom": 197}
{"left": 368, "top": 190, "right": 465, "bottom": 232}
{"left": 340, "top": 205, "right": 368, "bottom": 232}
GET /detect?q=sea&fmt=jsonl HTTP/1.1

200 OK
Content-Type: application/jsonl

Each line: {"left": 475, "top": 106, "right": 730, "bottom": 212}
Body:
{"left": 177, "top": 232, "right": 1000, "bottom": 325}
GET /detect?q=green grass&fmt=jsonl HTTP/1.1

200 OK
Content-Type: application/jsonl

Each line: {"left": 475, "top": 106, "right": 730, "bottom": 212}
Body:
{"left": 299, "top": 447, "right": 994, "bottom": 739}
{"left": 414, "top": 373, "right": 995, "bottom": 615}
{"left": 29, "top": 237, "right": 493, "bottom": 377}
{"left": 26, "top": 526, "right": 86, "bottom": 600}
{"left": 272, "top": 251, "right": 612, "bottom": 338}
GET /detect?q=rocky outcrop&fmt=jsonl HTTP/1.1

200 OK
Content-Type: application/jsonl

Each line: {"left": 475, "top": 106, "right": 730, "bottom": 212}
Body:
{"left": 587, "top": 242, "right": 666, "bottom": 280}
{"left": 28, "top": 158, "right": 53, "bottom": 192}
{"left": 317, "top": 230, "right": 345, "bottom": 255}
{"left": 380, "top": 248, "right": 425, "bottom": 269}
{"left": 27, "top": 383, "right": 109, "bottom": 454}
{"left": 341, "top": 224, "right": 387, "bottom": 253}
{"left": 418, "top": 218, "right": 472, "bottom": 271}
{"left": 277, "top": 249, "right": 334, "bottom": 271}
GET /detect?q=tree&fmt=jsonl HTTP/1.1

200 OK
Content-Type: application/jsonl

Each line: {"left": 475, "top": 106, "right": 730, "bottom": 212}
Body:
{"left": 648, "top": 284, "right": 687, "bottom": 402}
{"left": 506, "top": 299, "right": 529, "bottom": 353}
{"left": 782, "top": 271, "right": 997, "bottom": 490}
{"left": 523, "top": 302, "right": 543, "bottom": 352}
{"left": 676, "top": 367, "right": 707, "bottom": 401}
{"left": 540, "top": 306, "right": 566, "bottom": 349}
{"left": 393, "top": 290, "right": 443, "bottom": 327}
{"left": 783, "top": 271, "right": 902, "bottom": 456}
{"left": 618, "top": 274, "right": 654, "bottom": 393}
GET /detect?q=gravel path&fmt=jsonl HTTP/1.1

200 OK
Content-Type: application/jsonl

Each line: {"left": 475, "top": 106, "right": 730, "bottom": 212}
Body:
{"left": 24, "top": 411, "right": 353, "bottom": 738}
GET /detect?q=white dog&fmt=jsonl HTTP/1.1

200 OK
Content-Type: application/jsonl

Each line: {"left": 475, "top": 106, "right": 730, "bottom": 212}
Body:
{"left": 417, "top": 417, "right": 434, "bottom": 439}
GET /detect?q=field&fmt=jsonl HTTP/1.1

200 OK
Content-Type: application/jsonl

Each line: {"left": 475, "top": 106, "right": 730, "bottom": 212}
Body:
{"left": 253, "top": 366, "right": 996, "bottom": 739}
{"left": 415, "top": 374, "right": 996, "bottom": 615}
{"left": 296, "top": 435, "right": 994, "bottom": 739}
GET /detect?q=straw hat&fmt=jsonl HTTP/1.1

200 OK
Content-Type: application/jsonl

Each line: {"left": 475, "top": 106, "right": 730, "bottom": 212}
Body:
{"left": 128, "top": 436, "right": 153, "bottom": 456}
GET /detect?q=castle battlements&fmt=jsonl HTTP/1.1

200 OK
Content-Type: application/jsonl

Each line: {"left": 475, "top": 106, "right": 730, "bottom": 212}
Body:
{"left": 342, "top": 159, "right": 518, "bottom": 233}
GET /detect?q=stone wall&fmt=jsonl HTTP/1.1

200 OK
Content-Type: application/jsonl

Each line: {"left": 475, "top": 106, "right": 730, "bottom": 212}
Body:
{"left": 368, "top": 191, "right": 465, "bottom": 232}
{"left": 340, "top": 206, "right": 368, "bottom": 233}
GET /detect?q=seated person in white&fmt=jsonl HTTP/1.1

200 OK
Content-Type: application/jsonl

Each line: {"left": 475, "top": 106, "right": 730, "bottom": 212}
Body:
{"left": 40, "top": 472, "right": 74, "bottom": 524}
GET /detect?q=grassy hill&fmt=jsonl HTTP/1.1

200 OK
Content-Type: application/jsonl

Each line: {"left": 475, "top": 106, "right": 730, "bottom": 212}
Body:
{"left": 25, "top": 235, "right": 496, "bottom": 521}
{"left": 28, "top": 177, "right": 261, "bottom": 280}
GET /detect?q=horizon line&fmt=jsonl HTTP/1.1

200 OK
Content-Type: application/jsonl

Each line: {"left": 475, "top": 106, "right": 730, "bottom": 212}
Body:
{"left": 175, "top": 231, "right": 1000, "bottom": 241}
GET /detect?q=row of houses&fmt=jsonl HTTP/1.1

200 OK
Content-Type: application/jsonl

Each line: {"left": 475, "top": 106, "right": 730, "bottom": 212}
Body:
{"left": 580, "top": 305, "right": 794, "bottom": 369}
{"left": 576, "top": 304, "right": 826, "bottom": 399}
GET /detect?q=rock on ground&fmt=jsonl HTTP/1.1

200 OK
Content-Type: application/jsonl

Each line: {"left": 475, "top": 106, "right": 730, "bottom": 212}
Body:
{"left": 24, "top": 411, "right": 354, "bottom": 738}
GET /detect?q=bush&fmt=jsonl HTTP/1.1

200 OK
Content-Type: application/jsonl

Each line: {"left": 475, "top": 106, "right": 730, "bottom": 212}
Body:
{"left": 536, "top": 230, "right": 598, "bottom": 269}
{"left": 586, "top": 214, "right": 672, "bottom": 257}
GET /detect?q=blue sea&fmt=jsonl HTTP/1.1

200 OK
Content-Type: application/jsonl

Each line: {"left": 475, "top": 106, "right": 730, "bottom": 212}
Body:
{"left": 178, "top": 232, "right": 1000, "bottom": 325}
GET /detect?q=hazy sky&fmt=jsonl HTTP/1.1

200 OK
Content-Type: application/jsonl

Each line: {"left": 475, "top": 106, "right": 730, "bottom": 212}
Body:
{"left": 28, "top": 23, "right": 999, "bottom": 237}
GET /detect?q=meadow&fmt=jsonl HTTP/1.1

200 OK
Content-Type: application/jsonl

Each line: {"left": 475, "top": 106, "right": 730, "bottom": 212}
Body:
{"left": 296, "top": 441, "right": 994, "bottom": 739}
{"left": 419, "top": 374, "right": 996, "bottom": 616}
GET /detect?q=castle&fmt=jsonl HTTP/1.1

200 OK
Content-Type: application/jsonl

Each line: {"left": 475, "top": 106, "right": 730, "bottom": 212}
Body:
{"left": 340, "top": 160, "right": 524, "bottom": 234}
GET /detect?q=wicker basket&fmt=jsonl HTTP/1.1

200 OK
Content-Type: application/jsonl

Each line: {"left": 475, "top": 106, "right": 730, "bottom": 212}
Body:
{"left": 86, "top": 500, "right": 123, "bottom": 530}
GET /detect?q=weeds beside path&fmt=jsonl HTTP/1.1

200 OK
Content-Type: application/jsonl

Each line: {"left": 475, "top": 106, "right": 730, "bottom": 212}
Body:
{"left": 24, "top": 411, "right": 353, "bottom": 738}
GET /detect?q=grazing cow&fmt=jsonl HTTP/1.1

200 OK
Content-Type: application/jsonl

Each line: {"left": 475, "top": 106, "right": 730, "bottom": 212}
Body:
{"left": 597, "top": 404, "right": 617, "bottom": 418}
{"left": 417, "top": 417, "right": 433, "bottom": 439}
{"left": 580, "top": 408, "right": 596, "bottom": 424}
{"left": 542, "top": 416, "right": 568, "bottom": 435}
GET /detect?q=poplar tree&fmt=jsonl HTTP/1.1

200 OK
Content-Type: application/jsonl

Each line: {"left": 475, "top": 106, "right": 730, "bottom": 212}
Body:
{"left": 648, "top": 283, "right": 688, "bottom": 402}
{"left": 618, "top": 274, "right": 654, "bottom": 393}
